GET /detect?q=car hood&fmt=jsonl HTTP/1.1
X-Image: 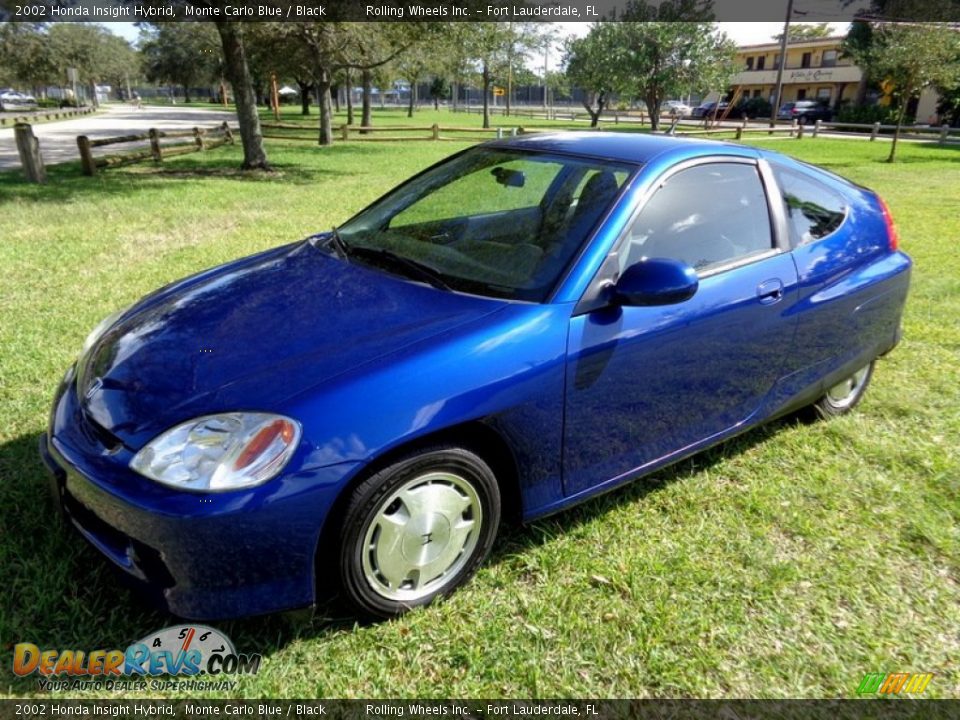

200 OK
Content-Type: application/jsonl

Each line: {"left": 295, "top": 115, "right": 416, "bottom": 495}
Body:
{"left": 78, "top": 241, "right": 507, "bottom": 448}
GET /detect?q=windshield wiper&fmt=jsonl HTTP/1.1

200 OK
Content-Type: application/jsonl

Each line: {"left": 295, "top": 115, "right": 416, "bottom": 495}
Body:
{"left": 306, "top": 228, "right": 351, "bottom": 260}
{"left": 327, "top": 226, "right": 351, "bottom": 259}
{"left": 347, "top": 246, "right": 452, "bottom": 291}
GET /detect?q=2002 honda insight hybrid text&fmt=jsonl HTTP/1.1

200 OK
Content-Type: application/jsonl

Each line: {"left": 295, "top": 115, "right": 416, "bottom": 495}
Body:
{"left": 40, "top": 133, "right": 911, "bottom": 619}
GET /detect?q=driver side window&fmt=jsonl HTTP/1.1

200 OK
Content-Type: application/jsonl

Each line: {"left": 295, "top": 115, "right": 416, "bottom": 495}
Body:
{"left": 620, "top": 162, "right": 774, "bottom": 274}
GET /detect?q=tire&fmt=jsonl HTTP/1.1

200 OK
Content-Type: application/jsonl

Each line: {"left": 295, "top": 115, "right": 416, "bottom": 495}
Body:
{"left": 812, "top": 361, "right": 875, "bottom": 419}
{"left": 338, "top": 445, "right": 501, "bottom": 618}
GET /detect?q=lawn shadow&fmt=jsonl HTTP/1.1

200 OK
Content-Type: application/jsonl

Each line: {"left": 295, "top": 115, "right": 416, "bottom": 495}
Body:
{"left": 0, "top": 147, "right": 359, "bottom": 205}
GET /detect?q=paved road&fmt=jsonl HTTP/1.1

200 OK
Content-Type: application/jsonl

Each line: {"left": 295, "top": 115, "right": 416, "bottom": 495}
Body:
{"left": 0, "top": 104, "right": 238, "bottom": 171}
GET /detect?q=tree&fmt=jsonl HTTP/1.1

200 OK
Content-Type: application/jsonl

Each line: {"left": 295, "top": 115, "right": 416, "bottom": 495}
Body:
{"left": 293, "top": 22, "right": 413, "bottom": 145}
{"left": 611, "top": 19, "right": 736, "bottom": 130}
{"left": 460, "top": 22, "right": 540, "bottom": 128}
{"left": 564, "top": 25, "right": 620, "bottom": 127}
{"left": 140, "top": 23, "right": 219, "bottom": 103}
{"left": 45, "top": 24, "right": 136, "bottom": 107}
{"left": 0, "top": 23, "right": 57, "bottom": 93}
{"left": 845, "top": 23, "right": 960, "bottom": 161}
{"left": 773, "top": 23, "right": 833, "bottom": 42}
{"left": 214, "top": 21, "right": 270, "bottom": 170}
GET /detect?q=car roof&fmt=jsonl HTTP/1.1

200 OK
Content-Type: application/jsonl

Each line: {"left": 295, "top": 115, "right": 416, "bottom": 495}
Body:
{"left": 486, "top": 131, "right": 748, "bottom": 165}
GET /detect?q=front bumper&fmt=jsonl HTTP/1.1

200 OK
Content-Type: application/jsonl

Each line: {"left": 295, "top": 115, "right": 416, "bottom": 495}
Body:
{"left": 40, "top": 373, "right": 360, "bottom": 619}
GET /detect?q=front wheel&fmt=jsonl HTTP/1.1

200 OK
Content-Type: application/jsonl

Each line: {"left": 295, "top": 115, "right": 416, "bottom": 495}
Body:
{"left": 338, "top": 446, "right": 501, "bottom": 618}
{"left": 812, "top": 361, "right": 875, "bottom": 418}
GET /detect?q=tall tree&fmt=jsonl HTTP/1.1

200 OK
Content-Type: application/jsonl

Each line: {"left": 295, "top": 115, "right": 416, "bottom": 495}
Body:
{"left": 845, "top": 23, "right": 960, "bottom": 161}
{"left": 609, "top": 11, "right": 736, "bottom": 130}
{"left": 214, "top": 21, "right": 270, "bottom": 170}
{"left": 140, "top": 23, "right": 219, "bottom": 103}
{"left": 0, "top": 23, "right": 57, "bottom": 93}
{"left": 46, "top": 23, "right": 136, "bottom": 107}
{"left": 293, "top": 22, "right": 413, "bottom": 145}
{"left": 564, "top": 24, "right": 620, "bottom": 127}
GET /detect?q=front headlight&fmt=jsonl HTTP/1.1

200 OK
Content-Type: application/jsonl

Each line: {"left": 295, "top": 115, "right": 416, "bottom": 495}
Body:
{"left": 130, "top": 413, "right": 301, "bottom": 492}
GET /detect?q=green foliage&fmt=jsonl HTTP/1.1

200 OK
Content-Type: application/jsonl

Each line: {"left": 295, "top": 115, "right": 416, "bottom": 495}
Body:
{"left": 835, "top": 103, "right": 906, "bottom": 126}
{"left": 737, "top": 96, "right": 772, "bottom": 119}
{"left": 140, "top": 23, "right": 220, "bottom": 100}
{"left": 843, "top": 22, "right": 960, "bottom": 159}
{"left": 773, "top": 23, "right": 833, "bottom": 42}
{"left": 564, "top": 5, "right": 735, "bottom": 129}
{"left": 0, "top": 22, "right": 136, "bottom": 92}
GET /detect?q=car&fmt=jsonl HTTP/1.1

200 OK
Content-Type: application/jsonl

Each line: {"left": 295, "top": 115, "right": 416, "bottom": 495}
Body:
{"left": 0, "top": 89, "right": 37, "bottom": 111}
{"left": 777, "top": 100, "right": 833, "bottom": 124}
{"left": 660, "top": 100, "right": 692, "bottom": 117}
{"left": 692, "top": 101, "right": 729, "bottom": 119}
{"left": 40, "top": 133, "right": 911, "bottom": 620}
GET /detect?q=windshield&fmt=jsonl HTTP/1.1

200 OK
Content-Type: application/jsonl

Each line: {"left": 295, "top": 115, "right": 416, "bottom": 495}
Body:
{"left": 335, "top": 147, "right": 634, "bottom": 301}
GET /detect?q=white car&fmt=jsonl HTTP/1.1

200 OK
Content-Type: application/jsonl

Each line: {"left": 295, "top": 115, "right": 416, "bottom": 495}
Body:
{"left": 660, "top": 100, "right": 692, "bottom": 117}
{"left": 0, "top": 89, "right": 37, "bottom": 111}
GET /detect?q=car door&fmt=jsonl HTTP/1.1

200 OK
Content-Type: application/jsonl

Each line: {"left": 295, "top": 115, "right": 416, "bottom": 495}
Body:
{"left": 562, "top": 158, "right": 800, "bottom": 497}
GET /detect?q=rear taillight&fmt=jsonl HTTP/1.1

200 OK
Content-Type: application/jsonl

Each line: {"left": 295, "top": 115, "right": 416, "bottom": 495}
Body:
{"left": 878, "top": 196, "right": 899, "bottom": 252}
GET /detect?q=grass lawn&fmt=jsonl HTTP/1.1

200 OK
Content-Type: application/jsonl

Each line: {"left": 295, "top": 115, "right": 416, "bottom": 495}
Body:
{"left": 1, "top": 116, "right": 958, "bottom": 699}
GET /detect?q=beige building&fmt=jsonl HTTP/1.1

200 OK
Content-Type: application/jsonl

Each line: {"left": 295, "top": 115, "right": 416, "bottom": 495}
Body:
{"left": 732, "top": 36, "right": 862, "bottom": 107}
{"left": 724, "top": 36, "right": 941, "bottom": 122}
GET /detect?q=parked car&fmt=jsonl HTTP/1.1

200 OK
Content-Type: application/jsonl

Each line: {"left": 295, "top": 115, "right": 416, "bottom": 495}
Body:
{"left": 41, "top": 133, "right": 911, "bottom": 620}
{"left": 778, "top": 100, "right": 833, "bottom": 124}
{"left": 0, "top": 89, "right": 37, "bottom": 111}
{"left": 660, "top": 100, "right": 692, "bottom": 117}
{"left": 692, "top": 101, "right": 729, "bottom": 119}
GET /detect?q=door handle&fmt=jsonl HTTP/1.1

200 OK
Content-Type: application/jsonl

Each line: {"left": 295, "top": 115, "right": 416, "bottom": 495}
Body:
{"left": 757, "top": 278, "right": 784, "bottom": 305}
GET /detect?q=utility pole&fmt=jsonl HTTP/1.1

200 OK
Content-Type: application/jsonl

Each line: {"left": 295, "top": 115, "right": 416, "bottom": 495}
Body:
{"left": 770, "top": 0, "right": 794, "bottom": 127}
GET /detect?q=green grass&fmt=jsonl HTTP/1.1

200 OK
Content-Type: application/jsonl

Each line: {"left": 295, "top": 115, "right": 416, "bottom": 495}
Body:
{"left": 1, "top": 117, "right": 958, "bottom": 699}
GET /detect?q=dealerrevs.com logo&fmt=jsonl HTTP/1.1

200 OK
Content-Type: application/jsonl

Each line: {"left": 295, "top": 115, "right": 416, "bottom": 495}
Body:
{"left": 13, "top": 625, "right": 260, "bottom": 692}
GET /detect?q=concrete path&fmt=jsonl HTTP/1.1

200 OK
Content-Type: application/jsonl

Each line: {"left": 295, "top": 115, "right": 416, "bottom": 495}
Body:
{"left": 0, "top": 103, "right": 238, "bottom": 171}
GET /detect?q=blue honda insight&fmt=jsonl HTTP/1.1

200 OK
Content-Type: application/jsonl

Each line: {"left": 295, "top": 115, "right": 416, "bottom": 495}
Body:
{"left": 40, "top": 133, "right": 911, "bottom": 619}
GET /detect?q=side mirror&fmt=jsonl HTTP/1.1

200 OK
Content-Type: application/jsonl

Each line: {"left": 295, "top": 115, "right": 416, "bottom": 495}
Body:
{"left": 614, "top": 257, "right": 699, "bottom": 306}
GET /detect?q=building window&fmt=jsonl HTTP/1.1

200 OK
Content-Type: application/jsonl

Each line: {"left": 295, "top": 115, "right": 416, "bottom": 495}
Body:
{"left": 753, "top": 89, "right": 762, "bottom": 99}
{"left": 757, "top": 56, "right": 766, "bottom": 70}
{"left": 817, "top": 87, "right": 832, "bottom": 100}
{"left": 822, "top": 50, "right": 838, "bottom": 67}
{"left": 745, "top": 57, "right": 754, "bottom": 70}
{"left": 801, "top": 52, "right": 812, "bottom": 69}
{"left": 797, "top": 89, "right": 807, "bottom": 100}
{"left": 773, "top": 54, "right": 781, "bottom": 69}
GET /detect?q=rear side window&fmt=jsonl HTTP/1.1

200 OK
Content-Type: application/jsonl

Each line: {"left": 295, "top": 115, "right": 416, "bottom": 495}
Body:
{"left": 772, "top": 165, "right": 847, "bottom": 247}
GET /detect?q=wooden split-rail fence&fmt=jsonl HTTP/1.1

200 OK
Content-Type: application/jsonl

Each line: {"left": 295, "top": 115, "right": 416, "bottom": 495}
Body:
{"left": 77, "top": 121, "right": 234, "bottom": 176}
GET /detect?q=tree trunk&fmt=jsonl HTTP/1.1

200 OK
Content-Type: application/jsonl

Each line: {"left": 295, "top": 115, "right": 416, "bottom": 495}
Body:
{"left": 361, "top": 70, "right": 372, "bottom": 133}
{"left": 345, "top": 69, "right": 353, "bottom": 125}
{"left": 317, "top": 71, "right": 334, "bottom": 146}
{"left": 215, "top": 21, "right": 270, "bottom": 170}
{"left": 482, "top": 63, "right": 490, "bottom": 129}
{"left": 407, "top": 79, "right": 415, "bottom": 118}
{"left": 888, "top": 94, "right": 908, "bottom": 163}
{"left": 297, "top": 79, "right": 311, "bottom": 115}
{"left": 333, "top": 84, "right": 340, "bottom": 113}
{"left": 582, "top": 100, "right": 598, "bottom": 127}
{"left": 646, "top": 92, "right": 661, "bottom": 131}
{"left": 184, "top": 86, "right": 192, "bottom": 104}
